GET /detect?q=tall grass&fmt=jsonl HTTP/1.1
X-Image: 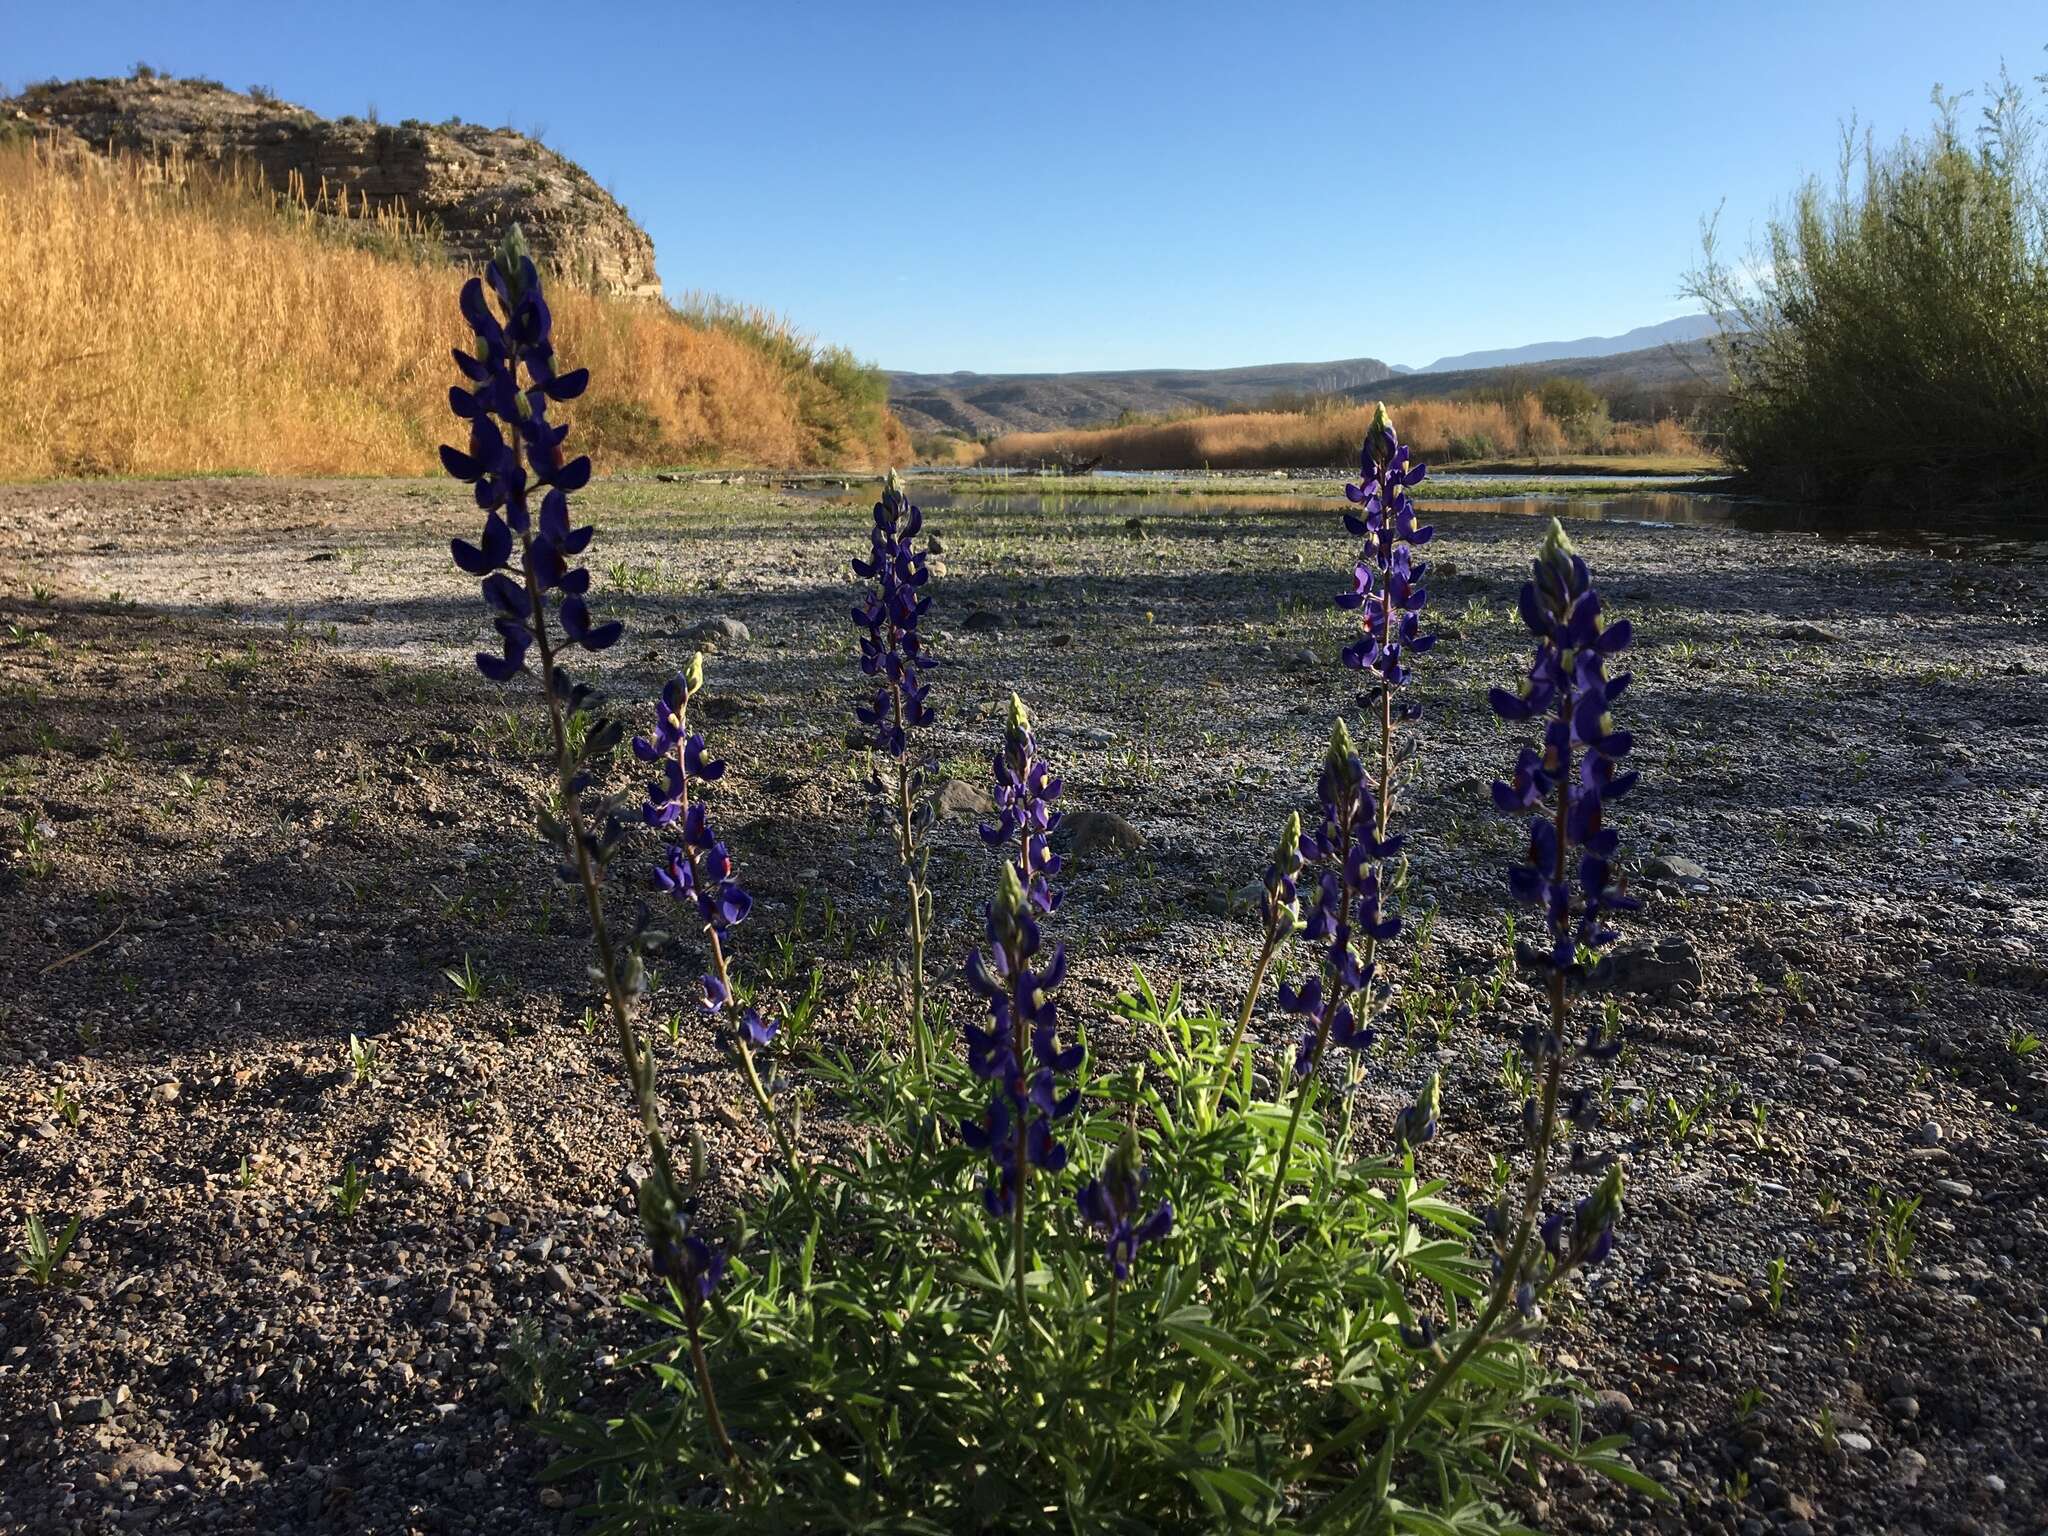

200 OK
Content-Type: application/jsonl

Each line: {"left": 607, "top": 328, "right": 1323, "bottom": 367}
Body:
{"left": 1689, "top": 69, "right": 2048, "bottom": 502}
{"left": 0, "top": 141, "right": 907, "bottom": 478}
{"left": 985, "top": 396, "right": 1696, "bottom": 471}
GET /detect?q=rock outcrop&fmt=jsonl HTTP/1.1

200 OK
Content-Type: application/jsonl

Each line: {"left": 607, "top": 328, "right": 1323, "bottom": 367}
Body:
{"left": 4, "top": 74, "right": 661, "bottom": 298}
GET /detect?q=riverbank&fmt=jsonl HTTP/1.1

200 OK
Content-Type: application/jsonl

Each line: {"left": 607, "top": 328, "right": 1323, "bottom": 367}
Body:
{"left": 2, "top": 476, "right": 2043, "bottom": 1534}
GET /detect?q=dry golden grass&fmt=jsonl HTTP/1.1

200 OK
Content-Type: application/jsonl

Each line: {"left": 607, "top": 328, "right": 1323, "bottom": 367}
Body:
{"left": 987, "top": 397, "right": 1700, "bottom": 471}
{"left": 0, "top": 141, "right": 905, "bottom": 478}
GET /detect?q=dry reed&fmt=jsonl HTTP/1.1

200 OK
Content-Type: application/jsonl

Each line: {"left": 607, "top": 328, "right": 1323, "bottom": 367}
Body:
{"left": 0, "top": 140, "right": 906, "bottom": 478}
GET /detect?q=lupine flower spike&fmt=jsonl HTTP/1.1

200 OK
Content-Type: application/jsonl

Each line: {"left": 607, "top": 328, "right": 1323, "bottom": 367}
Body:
{"left": 963, "top": 846, "right": 1078, "bottom": 1315}
{"left": 979, "top": 693, "right": 1063, "bottom": 914}
{"left": 1333, "top": 403, "right": 1435, "bottom": 1152}
{"left": 1384, "top": 518, "right": 1638, "bottom": 1472}
{"left": 636, "top": 656, "right": 805, "bottom": 1196}
{"left": 851, "top": 468, "right": 940, "bottom": 1071}
{"left": 440, "top": 228, "right": 731, "bottom": 1471}
{"left": 1077, "top": 1120, "right": 1173, "bottom": 1363}
{"left": 1251, "top": 721, "right": 1400, "bottom": 1271}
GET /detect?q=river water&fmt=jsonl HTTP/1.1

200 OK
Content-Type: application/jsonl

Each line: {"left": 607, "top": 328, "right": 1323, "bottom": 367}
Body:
{"left": 895, "top": 476, "right": 2048, "bottom": 563}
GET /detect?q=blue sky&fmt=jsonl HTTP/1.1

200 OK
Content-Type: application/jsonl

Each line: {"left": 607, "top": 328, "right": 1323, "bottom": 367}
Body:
{"left": 9, "top": 2, "right": 2043, "bottom": 372}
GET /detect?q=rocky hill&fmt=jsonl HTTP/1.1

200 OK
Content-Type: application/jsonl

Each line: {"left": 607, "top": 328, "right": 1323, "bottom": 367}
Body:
{"left": 4, "top": 73, "right": 660, "bottom": 297}
{"left": 888, "top": 356, "right": 1396, "bottom": 436}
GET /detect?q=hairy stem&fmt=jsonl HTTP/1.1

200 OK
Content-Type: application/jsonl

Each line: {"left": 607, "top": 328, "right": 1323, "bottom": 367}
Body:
{"left": 520, "top": 535, "right": 681, "bottom": 1204}
{"left": 1215, "top": 919, "right": 1284, "bottom": 1105}
{"left": 684, "top": 1293, "right": 740, "bottom": 1473}
{"left": 1008, "top": 965, "right": 1031, "bottom": 1319}
{"left": 1369, "top": 687, "right": 1576, "bottom": 1495}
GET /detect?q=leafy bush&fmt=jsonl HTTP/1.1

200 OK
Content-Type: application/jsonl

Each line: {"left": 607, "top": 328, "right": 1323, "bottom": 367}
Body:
{"left": 546, "top": 984, "right": 1651, "bottom": 1531}
{"left": 1691, "top": 66, "right": 2048, "bottom": 502}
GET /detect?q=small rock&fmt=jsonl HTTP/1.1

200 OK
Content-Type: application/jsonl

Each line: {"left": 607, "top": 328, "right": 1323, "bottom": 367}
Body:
{"left": 1587, "top": 934, "right": 1702, "bottom": 997}
{"left": 928, "top": 779, "right": 996, "bottom": 821}
{"left": 1932, "top": 1178, "right": 1975, "bottom": 1199}
{"left": 1052, "top": 809, "right": 1145, "bottom": 860}
{"left": 1837, "top": 1430, "right": 1873, "bottom": 1454}
{"left": 1644, "top": 854, "right": 1709, "bottom": 885}
{"left": 1123, "top": 517, "right": 1148, "bottom": 538}
{"left": 1780, "top": 623, "right": 1844, "bottom": 644}
{"left": 1982, "top": 1473, "right": 2006, "bottom": 1496}
{"left": 544, "top": 1264, "right": 575, "bottom": 1296}
{"left": 962, "top": 610, "right": 1004, "bottom": 633}
{"left": 1896, "top": 1448, "right": 1928, "bottom": 1487}
{"left": 682, "top": 617, "right": 749, "bottom": 647}
{"left": 1886, "top": 1395, "right": 1920, "bottom": 1421}
{"left": 1594, "top": 1389, "right": 1635, "bottom": 1414}
{"left": 1916, "top": 1121, "right": 1942, "bottom": 1147}
{"left": 152, "top": 1082, "right": 180, "bottom": 1104}
{"left": 109, "top": 1447, "right": 184, "bottom": 1481}
{"left": 926, "top": 534, "right": 945, "bottom": 556}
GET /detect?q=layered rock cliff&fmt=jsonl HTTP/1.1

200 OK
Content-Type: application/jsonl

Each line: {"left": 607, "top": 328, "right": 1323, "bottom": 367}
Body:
{"left": 4, "top": 74, "right": 661, "bottom": 298}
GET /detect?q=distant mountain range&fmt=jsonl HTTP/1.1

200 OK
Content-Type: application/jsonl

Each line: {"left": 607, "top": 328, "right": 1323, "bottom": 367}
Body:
{"left": 887, "top": 357, "right": 1395, "bottom": 437}
{"left": 1412, "top": 315, "right": 1721, "bottom": 374}
{"left": 888, "top": 317, "right": 1725, "bottom": 437}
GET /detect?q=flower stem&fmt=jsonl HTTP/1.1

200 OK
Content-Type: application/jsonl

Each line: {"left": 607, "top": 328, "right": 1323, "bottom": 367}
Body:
{"left": 1007, "top": 967, "right": 1031, "bottom": 1320}
{"left": 1214, "top": 919, "right": 1283, "bottom": 1106}
{"left": 684, "top": 1292, "right": 740, "bottom": 1474}
{"left": 519, "top": 540, "right": 681, "bottom": 1205}
{"left": 1104, "top": 1275, "right": 1120, "bottom": 1365}
{"left": 1368, "top": 689, "right": 1576, "bottom": 1499}
{"left": 1247, "top": 1036, "right": 1324, "bottom": 1280}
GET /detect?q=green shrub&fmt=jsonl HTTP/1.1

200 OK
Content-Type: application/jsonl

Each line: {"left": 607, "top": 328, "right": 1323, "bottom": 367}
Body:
{"left": 1691, "top": 68, "right": 2048, "bottom": 503}
{"left": 543, "top": 978, "right": 1653, "bottom": 1531}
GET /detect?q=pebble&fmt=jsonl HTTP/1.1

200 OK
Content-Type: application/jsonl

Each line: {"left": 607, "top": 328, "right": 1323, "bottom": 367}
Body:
{"left": 1933, "top": 1178, "right": 1975, "bottom": 1199}
{"left": 1837, "top": 1430, "right": 1873, "bottom": 1454}
{"left": 1897, "top": 1448, "right": 1928, "bottom": 1486}
{"left": 1051, "top": 809, "right": 1145, "bottom": 859}
{"left": 681, "top": 616, "right": 749, "bottom": 647}
{"left": 1916, "top": 1120, "right": 1942, "bottom": 1147}
{"left": 928, "top": 779, "right": 996, "bottom": 821}
{"left": 544, "top": 1264, "right": 575, "bottom": 1295}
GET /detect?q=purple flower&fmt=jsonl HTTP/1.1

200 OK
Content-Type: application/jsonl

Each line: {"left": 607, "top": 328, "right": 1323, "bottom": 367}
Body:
{"left": 962, "top": 863, "right": 1078, "bottom": 1217}
{"left": 1336, "top": 403, "right": 1434, "bottom": 704}
{"left": 641, "top": 657, "right": 770, "bottom": 1049}
{"left": 979, "top": 693, "right": 1064, "bottom": 915}
{"left": 1488, "top": 520, "right": 1640, "bottom": 982}
{"left": 1486, "top": 519, "right": 1641, "bottom": 1305}
{"left": 1282, "top": 720, "right": 1399, "bottom": 1079}
{"left": 442, "top": 226, "right": 616, "bottom": 679}
{"left": 1077, "top": 1128, "right": 1173, "bottom": 1281}
{"left": 851, "top": 470, "right": 938, "bottom": 759}
{"left": 651, "top": 1231, "right": 726, "bottom": 1302}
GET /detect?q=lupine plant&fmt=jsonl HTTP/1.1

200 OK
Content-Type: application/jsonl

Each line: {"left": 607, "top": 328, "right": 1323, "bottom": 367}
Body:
{"left": 638, "top": 655, "right": 800, "bottom": 1185}
{"left": 428, "top": 257, "right": 1663, "bottom": 1527}
{"left": 440, "top": 227, "right": 733, "bottom": 1437}
{"left": 851, "top": 469, "right": 939, "bottom": 1070}
{"left": 963, "top": 698, "right": 1080, "bottom": 1313}
{"left": 1381, "top": 518, "right": 1638, "bottom": 1434}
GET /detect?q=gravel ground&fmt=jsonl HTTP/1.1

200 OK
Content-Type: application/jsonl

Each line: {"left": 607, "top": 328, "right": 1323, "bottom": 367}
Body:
{"left": 1, "top": 475, "right": 2045, "bottom": 1536}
